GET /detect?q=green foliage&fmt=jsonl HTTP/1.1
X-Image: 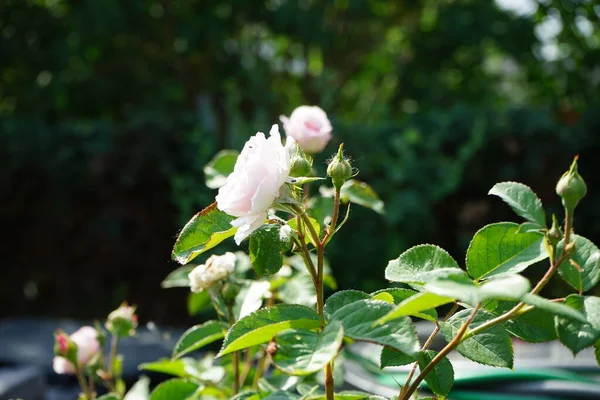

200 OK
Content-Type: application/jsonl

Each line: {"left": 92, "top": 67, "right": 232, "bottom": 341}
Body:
{"left": 380, "top": 347, "right": 414, "bottom": 368}
{"left": 375, "top": 291, "right": 449, "bottom": 325}
{"left": 330, "top": 299, "right": 420, "bottom": 356}
{"left": 487, "top": 301, "right": 557, "bottom": 343}
{"left": 557, "top": 235, "right": 600, "bottom": 292}
{"left": 555, "top": 295, "right": 600, "bottom": 355}
{"left": 323, "top": 290, "right": 370, "bottom": 321}
{"left": 339, "top": 180, "right": 384, "bottom": 214}
{"left": 161, "top": 265, "right": 195, "bottom": 288}
{"left": 204, "top": 150, "right": 239, "bottom": 189}
{"left": 385, "top": 244, "right": 463, "bottom": 284}
{"left": 149, "top": 378, "right": 200, "bottom": 400}
{"left": 272, "top": 321, "right": 344, "bottom": 375}
{"left": 218, "top": 305, "right": 321, "bottom": 356}
{"left": 488, "top": 182, "right": 546, "bottom": 228}
{"left": 418, "top": 350, "right": 454, "bottom": 397}
{"left": 441, "top": 309, "right": 513, "bottom": 368}
{"left": 250, "top": 225, "right": 288, "bottom": 276}
{"left": 172, "top": 203, "right": 236, "bottom": 264}
{"left": 172, "top": 321, "right": 228, "bottom": 359}
{"left": 466, "top": 222, "right": 547, "bottom": 280}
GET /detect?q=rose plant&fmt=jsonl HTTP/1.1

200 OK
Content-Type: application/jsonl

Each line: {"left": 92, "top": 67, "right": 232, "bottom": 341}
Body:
{"left": 53, "top": 303, "right": 141, "bottom": 400}
{"left": 58, "top": 104, "right": 600, "bottom": 400}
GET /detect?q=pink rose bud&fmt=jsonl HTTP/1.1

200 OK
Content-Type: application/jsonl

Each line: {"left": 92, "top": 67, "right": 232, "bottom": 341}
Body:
{"left": 106, "top": 303, "right": 138, "bottom": 337}
{"left": 216, "top": 125, "right": 294, "bottom": 244}
{"left": 53, "top": 326, "right": 100, "bottom": 375}
{"left": 280, "top": 106, "right": 332, "bottom": 154}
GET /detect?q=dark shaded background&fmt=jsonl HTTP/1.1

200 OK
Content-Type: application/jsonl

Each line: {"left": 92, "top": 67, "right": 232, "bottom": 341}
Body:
{"left": 1, "top": 0, "right": 599, "bottom": 325}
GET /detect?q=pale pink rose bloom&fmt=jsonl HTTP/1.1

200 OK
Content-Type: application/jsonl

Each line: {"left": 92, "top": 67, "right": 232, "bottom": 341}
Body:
{"left": 52, "top": 326, "right": 100, "bottom": 374}
{"left": 188, "top": 252, "right": 236, "bottom": 292}
{"left": 280, "top": 106, "right": 332, "bottom": 153}
{"left": 216, "top": 125, "right": 293, "bottom": 244}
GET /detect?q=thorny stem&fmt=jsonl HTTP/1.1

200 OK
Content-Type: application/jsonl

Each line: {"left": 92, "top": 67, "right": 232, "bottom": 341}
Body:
{"left": 401, "top": 305, "right": 481, "bottom": 400}
{"left": 399, "top": 303, "right": 459, "bottom": 399}
{"left": 321, "top": 188, "right": 341, "bottom": 246}
{"left": 239, "top": 349, "right": 253, "bottom": 388}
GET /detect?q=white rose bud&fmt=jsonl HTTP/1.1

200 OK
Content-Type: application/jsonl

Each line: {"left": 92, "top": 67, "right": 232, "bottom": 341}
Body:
{"left": 52, "top": 326, "right": 100, "bottom": 374}
{"left": 216, "top": 125, "right": 294, "bottom": 244}
{"left": 280, "top": 106, "right": 332, "bottom": 154}
{"left": 188, "top": 252, "right": 236, "bottom": 292}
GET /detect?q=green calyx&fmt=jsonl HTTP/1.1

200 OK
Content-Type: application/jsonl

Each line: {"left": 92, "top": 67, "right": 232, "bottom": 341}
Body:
{"left": 289, "top": 152, "right": 313, "bottom": 178}
{"left": 546, "top": 214, "right": 563, "bottom": 247}
{"left": 556, "top": 156, "right": 587, "bottom": 212}
{"left": 327, "top": 143, "right": 353, "bottom": 189}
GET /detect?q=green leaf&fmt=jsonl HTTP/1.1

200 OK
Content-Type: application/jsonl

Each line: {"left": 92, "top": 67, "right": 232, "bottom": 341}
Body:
{"left": 172, "top": 203, "right": 236, "bottom": 264}
{"left": 187, "top": 290, "right": 211, "bottom": 316}
{"left": 272, "top": 321, "right": 344, "bottom": 375}
{"left": 231, "top": 392, "right": 260, "bottom": 400}
{"left": 375, "top": 292, "right": 452, "bottom": 325}
{"left": 556, "top": 295, "right": 600, "bottom": 355}
{"left": 249, "top": 225, "right": 287, "bottom": 276}
{"left": 418, "top": 350, "right": 454, "bottom": 397}
{"left": 385, "top": 244, "right": 464, "bottom": 284}
{"left": 140, "top": 358, "right": 197, "bottom": 378}
{"left": 380, "top": 346, "right": 415, "bottom": 368}
{"left": 324, "top": 290, "right": 370, "bottom": 321}
{"left": 278, "top": 274, "right": 316, "bottom": 307}
{"left": 218, "top": 304, "right": 321, "bottom": 356}
{"left": 288, "top": 217, "right": 321, "bottom": 247}
{"left": 288, "top": 176, "right": 325, "bottom": 185}
{"left": 557, "top": 235, "right": 600, "bottom": 292}
{"left": 510, "top": 308, "right": 557, "bottom": 343}
{"left": 307, "top": 391, "right": 383, "bottom": 400}
{"left": 124, "top": 376, "right": 150, "bottom": 400}
{"left": 594, "top": 341, "right": 600, "bottom": 366}
{"left": 149, "top": 378, "right": 200, "bottom": 400}
{"left": 488, "top": 182, "right": 546, "bottom": 227}
{"left": 521, "top": 293, "right": 587, "bottom": 323}
{"left": 441, "top": 309, "right": 513, "bottom": 368}
{"left": 331, "top": 299, "right": 420, "bottom": 356}
{"left": 204, "top": 149, "right": 238, "bottom": 189}
{"left": 339, "top": 179, "right": 384, "bottom": 214}
{"left": 466, "top": 222, "right": 548, "bottom": 280}
{"left": 172, "top": 320, "right": 228, "bottom": 359}
{"left": 97, "top": 395, "right": 120, "bottom": 400}
{"left": 370, "top": 288, "right": 438, "bottom": 321}
{"left": 423, "top": 274, "right": 530, "bottom": 306}
{"left": 161, "top": 265, "right": 194, "bottom": 288}
{"left": 264, "top": 391, "right": 302, "bottom": 400}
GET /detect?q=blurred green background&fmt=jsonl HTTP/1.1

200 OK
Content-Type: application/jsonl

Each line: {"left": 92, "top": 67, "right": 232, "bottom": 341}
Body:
{"left": 1, "top": 0, "right": 599, "bottom": 325}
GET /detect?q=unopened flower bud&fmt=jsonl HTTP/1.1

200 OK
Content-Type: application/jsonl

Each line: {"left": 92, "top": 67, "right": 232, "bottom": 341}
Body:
{"left": 106, "top": 303, "right": 138, "bottom": 337}
{"left": 289, "top": 153, "right": 313, "bottom": 177}
{"left": 188, "top": 252, "right": 236, "bottom": 292}
{"left": 53, "top": 327, "right": 100, "bottom": 375}
{"left": 547, "top": 214, "right": 563, "bottom": 247}
{"left": 327, "top": 144, "right": 352, "bottom": 190}
{"left": 556, "top": 156, "right": 587, "bottom": 212}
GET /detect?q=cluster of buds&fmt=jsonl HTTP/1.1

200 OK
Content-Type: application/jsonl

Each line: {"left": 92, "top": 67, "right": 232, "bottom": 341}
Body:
{"left": 53, "top": 326, "right": 100, "bottom": 374}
